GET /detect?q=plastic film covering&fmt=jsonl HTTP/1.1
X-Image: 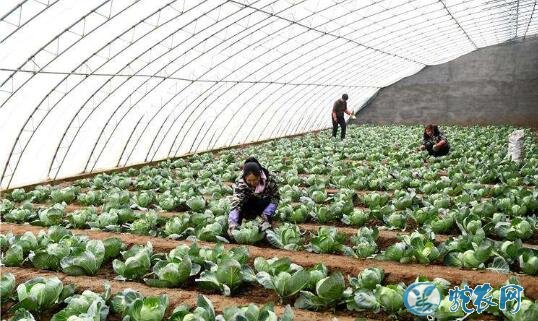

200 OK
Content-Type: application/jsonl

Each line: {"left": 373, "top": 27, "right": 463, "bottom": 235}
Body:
{"left": 0, "top": 0, "right": 536, "bottom": 189}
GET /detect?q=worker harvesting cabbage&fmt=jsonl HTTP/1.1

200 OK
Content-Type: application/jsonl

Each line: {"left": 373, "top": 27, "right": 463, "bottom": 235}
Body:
{"left": 227, "top": 157, "right": 280, "bottom": 241}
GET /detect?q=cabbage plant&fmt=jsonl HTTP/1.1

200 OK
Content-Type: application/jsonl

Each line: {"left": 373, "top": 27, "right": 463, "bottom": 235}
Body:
{"left": 305, "top": 227, "right": 345, "bottom": 254}
{"left": 341, "top": 208, "right": 370, "bottom": 227}
{"left": 50, "top": 287, "right": 111, "bottom": 321}
{"left": 69, "top": 208, "right": 98, "bottom": 228}
{"left": 60, "top": 239, "right": 106, "bottom": 276}
{"left": 13, "top": 277, "right": 74, "bottom": 313}
{"left": 11, "top": 309, "right": 37, "bottom": 321}
{"left": 135, "top": 190, "right": 156, "bottom": 208}
{"left": 163, "top": 214, "right": 193, "bottom": 239}
{"left": 256, "top": 268, "right": 310, "bottom": 301}
{"left": 187, "top": 196, "right": 207, "bottom": 212}
{"left": 266, "top": 223, "right": 303, "bottom": 251}
{"left": 144, "top": 251, "right": 198, "bottom": 288}
{"left": 4, "top": 208, "right": 35, "bottom": 223}
{"left": 294, "top": 272, "right": 346, "bottom": 310}
{"left": 10, "top": 188, "right": 28, "bottom": 202}
{"left": 231, "top": 220, "right": 265, "bottom": 245}
{"left": 1, "top": 232, "right": 38, "bottom": 267}
{"left": 169, "top": 294, "right": 215, "bottom": 321}
{"left": 195, "top": 258, "right": 255, "bottom": 296}
{"left": 1, "top": 272, "right": 15, "bottom": 302}
{"left": 519, "top": 249, "right": 538, "bottom": 275}
{"left": 344, "top": 227, "right": 379, "bottom": 259}
{"left": 113, "top": 242, "right": 153, "bottom": 280}
{"left": 374, "top": 283, "right": 405, "bottom": 313}
{"left": 29, "top": 242, "right": 70, "bottom": 271}
{"left": 383, "top": 231, "right": 439, "bottom": 264}
{"left": 124, "top": 295, "right": 169, "bottom": 321}
{"left": 0, "top": 199, "right": 15, "bottom": 214}
{"left": 254, "top": 257, "right": 309, "bottom": 300}
{"left": 38, "top": 204, "right": 65, "bottom": 226}
{"left": 77, "top": 190, "right": 104, "bottom": 206}
{"left": 349, "top": 268, "right": 384, "bottom": 291}
{"left": 220, "top": 302, "right": 294, "bottom": 321}
{"left": 50, "top": 187, "right": 78, "bottom": 204}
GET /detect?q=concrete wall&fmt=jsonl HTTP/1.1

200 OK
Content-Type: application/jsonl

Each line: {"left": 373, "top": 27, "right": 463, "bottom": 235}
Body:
{"left": 353, "top": 37, "right": 538, "bottom": 127}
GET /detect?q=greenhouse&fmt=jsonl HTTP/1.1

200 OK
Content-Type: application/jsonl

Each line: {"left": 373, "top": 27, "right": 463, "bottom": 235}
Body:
{"left": 0, "top": 1, "right": 537, "bottom": 320}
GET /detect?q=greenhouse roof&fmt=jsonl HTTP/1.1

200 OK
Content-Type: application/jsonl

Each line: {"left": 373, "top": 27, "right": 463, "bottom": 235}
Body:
{"left": 1, "top": 0, "right": 536, "bottom": 189}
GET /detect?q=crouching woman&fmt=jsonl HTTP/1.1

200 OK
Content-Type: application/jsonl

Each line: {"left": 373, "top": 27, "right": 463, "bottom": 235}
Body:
{"left": 421, "top": 124, "right": 450, "bottom": 157}
{"left": 227, "top": 157, "right": 280, "bottom": 237}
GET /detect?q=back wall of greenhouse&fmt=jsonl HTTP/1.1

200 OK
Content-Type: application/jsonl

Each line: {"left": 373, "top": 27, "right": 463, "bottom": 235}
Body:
{"left": 354, "top": 36, "right": 538, "bottom": 127}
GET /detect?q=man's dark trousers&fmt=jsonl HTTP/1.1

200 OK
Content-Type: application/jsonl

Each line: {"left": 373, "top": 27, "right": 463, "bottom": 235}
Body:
{"left": 332, "top": 115, "right": 346, "bottom": 139}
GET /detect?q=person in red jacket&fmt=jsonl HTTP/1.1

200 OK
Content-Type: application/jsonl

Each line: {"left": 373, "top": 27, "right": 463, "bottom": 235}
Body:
{"left": 332, "top": 94, "right": 355, "bottom": 140}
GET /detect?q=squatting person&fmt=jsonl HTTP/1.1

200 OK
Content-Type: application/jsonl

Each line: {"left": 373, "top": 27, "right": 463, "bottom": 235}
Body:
{"left": 421, "top": 124, "right": 450, "bottom": 157}
{"left": 227, "top": 157, "right": 280, "bottom": 237}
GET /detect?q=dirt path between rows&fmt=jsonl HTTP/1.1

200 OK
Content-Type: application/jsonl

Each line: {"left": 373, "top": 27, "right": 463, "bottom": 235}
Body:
{"left": 2, "top": 267, "right": 367, "bottom": 321}
{"left": 3, "top": 223, "right": 537, "bottom": 300}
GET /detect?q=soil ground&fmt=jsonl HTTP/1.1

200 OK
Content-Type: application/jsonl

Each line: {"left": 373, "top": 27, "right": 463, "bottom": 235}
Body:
{"left": 2, "top": 223, "right": 537, "bottom": 301}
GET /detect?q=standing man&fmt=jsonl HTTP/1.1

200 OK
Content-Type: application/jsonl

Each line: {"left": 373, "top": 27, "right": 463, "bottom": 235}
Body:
{"left": 332, "top": 94, "right": 355, "bottom": 140}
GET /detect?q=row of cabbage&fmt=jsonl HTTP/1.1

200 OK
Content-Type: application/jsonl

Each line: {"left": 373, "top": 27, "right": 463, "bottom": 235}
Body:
{"left": 5, "top": 186, "right": 537, "bottom": 245}
{"left": 1, "top": 274, "right": 294, "bottom": 321}
{"left": 2, "top": 197, "right": 538, "bottom": 275}
{"left": 3, "top": 179, "right": 537, "bottom": 242}
{"left": 1, "top": 227, "right": 537, "bottom": 321}
{"left": 3, "top": 128, "right": 536, "bottom": 246}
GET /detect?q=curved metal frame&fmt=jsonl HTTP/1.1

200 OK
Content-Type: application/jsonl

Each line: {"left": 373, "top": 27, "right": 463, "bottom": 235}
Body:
{"left": 153, "top": 0, "right": 423, "bottom": 161}
{"left": 135, "top": 0, "right": 313, "bottom": 165}
{"left": 83, "top": 0, "right": 268, "bottom": 173}
{"left": 0, "top": 0, "right": 143, "bottom": 187}
{"left": 93, "top": 0, "right": 434, "bottom": 169}
{"left": 0, "top": 0, "right": 61, "bottom": 44}
{"left": 2, "top": 0, "right": 183, "bottom": 186}
{"left": 75, "top": 0, "right": 527, "bottom": 167}
{"left": 51, "top": 0, "right": 232, "bottom": 177}
{"left": 140, "top": 0, "right": 289, "bottom": 165}
{"left": 0, "top": 0, "right": 118, "bottom": 107}
{"left": 1, "top": 0, "right": 535, "bottom": 188}
{"left": 523, "top": 1, "right": 536, "bottom": 39}
{"left": 146, "top": 0, "right": 524, "bottom": 157}
{"left": 260, "top": 62, "right": 383, "bottom": 143}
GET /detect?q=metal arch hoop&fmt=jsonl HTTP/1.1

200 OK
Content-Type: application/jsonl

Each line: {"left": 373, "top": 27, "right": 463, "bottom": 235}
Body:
{"left": 0, "top": 0, "right": 118, "bottom": 107}
{"left": 0, "top": 0, "right": 61, "bottom": 44}
{"left": 282, "top": 87, "right": 362, "bottom": 139}
{"left": 287, "top": 58, "right": 401, "bottom": 137}
{"left": 127, "top": 0, "right": 430, "bottom": 163}
{"left": 164, "top": 0, "right": 423, "bottom": 160}
{"left": 251, "top": 48, "right": 377, "bottom": 144}
{"left": 84, "top": 0, "right": 271, "bottom": 173}
{"left": 2, "top": 0, "right": 536, "bottom": 188}
{"left": 120, "top": 0, "right": 308, "bottom": 166}
{"left": 269, "top": 57, "right": 382, "bottom": 139}
{"left": 175, "top": 0, "right": 430, "bottom": 155}
{"left": 119, "top": 0, "right": 285, "bottom": 166}
{"left": 46, "top": 0, "right": 188, "bottom": 180}
{"left": 0, "top": 0, "right": 141, "bottom": 188}
{"left": 250, "top": 76, "right": 367, "bottom": 145}
{"left": 212, "top": 35, "right": 385, "bottom": 150}
{"left": 210, "top": 43, "right": 396, "bottom": 148}
{"left": 49, "top": 0, "right": 230, "bottom": 178}
{"left": 523, "top": 1, "right": 536, "bottom": 39}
